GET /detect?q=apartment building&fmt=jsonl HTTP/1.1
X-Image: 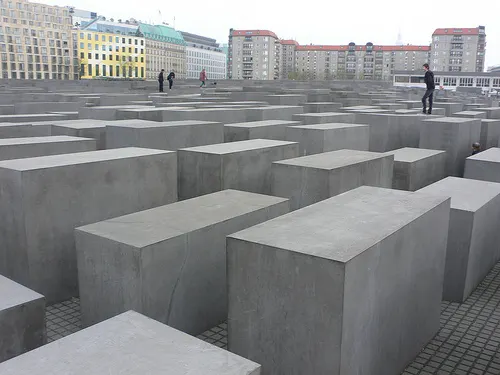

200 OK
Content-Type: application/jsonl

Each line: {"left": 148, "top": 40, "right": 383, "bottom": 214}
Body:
{"left": 77, "top": 30, "right": 145, "bottom": 79}
{"left": 0, "top": 0, "right": 77, "bottom": 80}
{"left": 181, "top": 31, "right": 226, "bottom": 80}
{"left": 431, "top": 26, "right": 486, "bottom": 73}
{"left": 294, "top": 43, "right": 430, "bottom": 81}
{"left": 280, "top": 39, "right": 298, "bottom": 79}
{"left": 228, "top": 29, "right": 279, "bottom": 80}
{"left": 138, "top": 23, "right": 186, "bottom": 80}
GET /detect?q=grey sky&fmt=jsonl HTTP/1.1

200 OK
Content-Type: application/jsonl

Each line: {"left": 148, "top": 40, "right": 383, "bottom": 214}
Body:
{"left": 47, "top": 0, "right": 499, "bottom": 69}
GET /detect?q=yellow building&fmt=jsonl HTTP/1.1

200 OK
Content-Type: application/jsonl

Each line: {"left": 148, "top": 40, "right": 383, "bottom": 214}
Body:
{"left": 77, "top": 30, "right": 145, "bottom": 79}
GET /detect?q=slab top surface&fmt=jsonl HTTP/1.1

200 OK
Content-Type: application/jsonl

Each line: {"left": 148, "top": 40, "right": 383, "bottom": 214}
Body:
{"left": 422, "top": 117, "right": 480, "bottom": 123}
{"left": 225, "top": 120, "right": 300, "bottom": 128}
{"left": 0, "top": 311, "right": 261, "bottom": 375}
{"left": 387, "top": 147, "right": 446, "bottom": 163}
{"left": 454, "top": 111, "right": 487, "bottom": 115}
{"left": 77, "top": 190, "right": 288, "bottom": 248}
{"left": 467, "top": 147, "right": 500, "bottom": 162}
{"left": 418, "top": 176, "right": 500, "bottom": 212}
{"left": 0, "top": 136, "right": 94, "bottom": 145}
{"left": 0, "top": 275, "right": 44, "bottom": 310}
{"left": 229, "top": 186, "right": 448, "bottom": 263}
{"left": 0, "top": 147, "right": 172, "bottom": 171}
{"left": 106, "top": 120, "right": 219, "bottom": 128}
{"left": 290, "top": 123, "right": 369, "bottom": 130}
{"left": 294, "top": 112, "right": 350, "bottom": 117}
{"left": 273, "top": 149, "right": 391, "bottom": 170}
{"left": 181, "top": 139, "right": 297, "bottom": 154}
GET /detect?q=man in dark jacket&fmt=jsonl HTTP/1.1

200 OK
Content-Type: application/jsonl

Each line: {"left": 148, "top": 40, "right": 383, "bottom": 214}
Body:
{"left": 422, "top": 63, "right": 435, "bottom": 114}
{"left": 158, "top": 69, "right": 165, "bottom": 92}
{"left": 167, "top": 71, "right": 175, "bottom": 90}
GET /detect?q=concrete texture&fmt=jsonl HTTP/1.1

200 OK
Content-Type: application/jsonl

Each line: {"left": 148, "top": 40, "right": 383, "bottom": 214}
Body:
{"left": 244, "top": 106, "right": 303, "bottom": 121}
{"left": 76, "top": 190, "right": 289, "bottom": 333}
{"left": 418, "top": 177, "right": 500, "bottom": 302}
{"left": 453, "top": 111, "right": 488, "bottom": 119}
{"left": 0, "top": 311, "right": 261, "bottom": 375}
{"left": 106, "top": 120, "right": 224, "bottom": 150}
{"left": 0, "top": 275, "right": 46, "bottom": 363}
{"left": 0, "top": 148, "right": 177, "bottom": 303}
{"left": 0, "top": 136, "right": 96, "bottom": 161}
{"left": 161, "top": 108, "right": 248, "bottom": 124}
{"left": 434, "top": 102, "right": 464, "bottom": 116}
{"left": 464, "top": 148, "right": 500, "bottom": 183}
{"left": 227, "top": 186, "right": 450, "bottom": 375}
{"left": 479, "top": 119, "right": 500, "bottom": 150}
{"left": 224, "top": 120, "right": 301, "bottom": 142}
{"left": 178, "top": 139, "right": 299, "bottom": 199}
{"left": 0, "top": 114, "right": 68, "bottom": 123}
{"left": 419, "top": 117, "right": 482, "bottom": 177}
{"left": 115, "top": 107, "right": 195, "bottom": 122}
{"left": 263, "top": 95, "right": 306, "bottom": 106}
{"left": 78, "top": 105, "right": 148, "bottom": 120}
{"left": 271, "top": 149, "right": 394, "bottom": 210}
{"left": 285, "top": 123, "right": 370, "bottom": 156}
{"left": 480, "top": 107, "right": 500, "bottom": 120}
{"left": 0, "top": 123, "right": 51, "bottom": 138}
{"left": 303, "top": 102, "right": 343, "bottom": 113}
{"left": 385, "top": 147, "right": 447, "bottom": 191}
{"left": 50, "top": 120, "right": 107, "bottom": 149}
{"left": 292, "top": 112, "right": 355, "bottom": 125}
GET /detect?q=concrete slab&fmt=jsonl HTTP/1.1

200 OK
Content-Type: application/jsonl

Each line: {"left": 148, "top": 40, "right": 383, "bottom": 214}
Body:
{"left": 285, "top": 123, "right": 369, "bottom": 156}
{"left": 434, "top": 102, "right": 464, "bottom": 116}
{"left": 0, "top": 136, "right": 96, "bottom": 161}
{"left": 50, "top": 120, "right": 107, "bottom": 149}
{"left": 0, "top": 311, "right": 261, "bottom": 375}
{"left": 385, "top": 147, "right": 447, "bottom": 191}
{"left": 161, "top": 108, "right": 248, "bottom": 124}
{"left": 453, "top": 111, "right": 488, "bottom": 119}
{"left": 0, "top": 275, "right": 45, "bottom": 363}
{"left": 0, "top": 148, "right": 177, "bottom": 303}
{"left": 0, "top": 123, "right": 51, "bottom": 138}
{"left": 464, "top": 148, "right": 500, "bottom": 182}
{"left": 303, "top": 102, "right": 343, "bottom": 113}
{"left": 271, "top": 149, "right": 394, "bottom": 210}
{"left": 480, "top": 107, "right": 500, "bottom": 119}
{"left": 224, "top": 120, "right": 301, "bottom": 142}
{"left": 480, "top": 119, "right": 500, "bottom": 150}
{"left": 292, "top": 112, "right": 355, "bottom": 125}
{"left": 227, "top": 186, "right": 450, "bottom": 375}
{"left": 76, "top": 190, "right": 289, "bottom": 333}
{"left": 245, "top": 106, "right": 303, "bottom": 121}
{"left": 418, "top": 177, "right": 500, "bottom": 302}
{"left": 178, "top": 139, "right": 299, "bottom": 199}
{"left": 0, "top": 114, "right": 68, "bottom": 123}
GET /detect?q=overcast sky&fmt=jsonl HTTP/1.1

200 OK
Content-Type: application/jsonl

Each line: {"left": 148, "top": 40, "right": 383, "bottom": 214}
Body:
{"left": 46, "top": 0, "right": 499, "bottom": 69}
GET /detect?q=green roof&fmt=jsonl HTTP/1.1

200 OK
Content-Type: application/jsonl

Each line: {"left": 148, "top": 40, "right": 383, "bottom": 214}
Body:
{"left": 138, "top": 23, "right": 186, "bottom": 46}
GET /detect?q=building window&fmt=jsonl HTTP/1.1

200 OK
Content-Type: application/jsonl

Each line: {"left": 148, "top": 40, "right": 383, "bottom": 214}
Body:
{"left": 102, "top": 65, "right": 106, "bottom": 76}
{"left": 492, "top": 79, "right": 500, "bottom": 88}
{"left": 443, "top": 77, "right": 457, "bottom": 86}
{"left": 459, "top": 78, "right": 473, "bottom": 87}
{"left": 87, "top": 64, "right": 92, "bottom": 75}
{"left": 477, "top": 78, "right": 490, "bottom": 87}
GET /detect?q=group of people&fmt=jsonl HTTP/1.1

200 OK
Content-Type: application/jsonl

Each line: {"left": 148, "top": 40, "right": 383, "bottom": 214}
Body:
{"left": 158, "top": 68, "right": 210, "bottom": 92}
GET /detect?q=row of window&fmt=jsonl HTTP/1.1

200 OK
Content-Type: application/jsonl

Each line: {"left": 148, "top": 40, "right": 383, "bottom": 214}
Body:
{"left": 79, "top": 43, "right": 144, "bottom": 54}
{"left": 80, "top": 64, "right": 144, "bottom": 78}
{"left": 397, "top": 75, "right": 500, "bottom": 88}
{"left": 79, "top": 52, "right": 144, "bottom": 63}
{"left": 0, "top": 0, "right": 69, "bottom": 16}
{"left": 79, "top": 33, "right": 144, "bottom": 46}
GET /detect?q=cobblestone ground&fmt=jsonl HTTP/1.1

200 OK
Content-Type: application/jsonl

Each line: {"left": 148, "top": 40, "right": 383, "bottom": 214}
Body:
{"left": 46, "top": 263, "right": 500, "bottom": 375}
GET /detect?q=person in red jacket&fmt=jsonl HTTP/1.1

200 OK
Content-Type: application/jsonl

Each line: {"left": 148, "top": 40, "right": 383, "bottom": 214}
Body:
{"left": 199, "top": 68, "right": 207, "bottom": 88}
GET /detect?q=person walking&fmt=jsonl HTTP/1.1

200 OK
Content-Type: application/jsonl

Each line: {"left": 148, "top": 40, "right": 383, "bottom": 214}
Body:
{"left": 199, "top": 68, "right": 207, "bottom": 88}
{"left": 422, "top": 63, "right": 435, "bottom": 115}
{"left": 167, "top": 70, "right": 175, "bottom": 90}
{"left": 158, "top": 69, "right": 165, "bottom": 93}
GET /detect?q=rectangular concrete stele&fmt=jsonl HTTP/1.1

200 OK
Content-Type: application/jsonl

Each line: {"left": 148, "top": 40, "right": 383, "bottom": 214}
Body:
{"left": 271, "top": 149, "right": 394, "bottom": 210}
{"left": 419, "top": 117, "right": 481, "bottom": 177}
{"left": 480, "top": 107, "right": 500, "bottom": 119}
{"left": 285, "top": 123, "right": 370, "bottom": 156}
{"left": 397, "top": 100, "right": 424, "bottom": 109}
{"left": 292, "top": 112, "right": 355, "bottom": 125}
{"left": 0, "top": 148, "right": 177, "bottom": 303}
{"left": 0, "top": 275, "right": 46, "bottom": 363}
{"left": 0, "top": 123, "right": 51, "bottom": 138}
{"left": 303, "top": 102, "right": 343, "bottom": 113}
{"left": 178, "top": 139, "right": 299, "bottom": 200}
{"left": 394, "top": 108, "right": 446, "bottom": 116}
{"left": 244, "top": 106, "right": 304, "bottom": 121}
{"left": 478, "top": 119, "right": 500, "bottom": 150}
{"left": 263, "top": 95, "right": 307, "bottom": 106}
{"left": 0, "top": 136, "right": 97, "bottom": 161}
{"left": 0, "top": 311, "right": 261, "bottom": 375}
{"left": 341, "top": 105, "right": 380, "bottom": 112}
{"left": 433, "top": 102, "right": 464, "bottom": 116}
{"left": 464, "top": 148, "right": 500, "bottom": 183}
{"left": 227, "top": 186, "right": 450, "bottom": 375}
{"left": 224, "top": 120, "right": 301, "bottom": 142}
{"left": 50, "top": 120, "right": 107, "bottom": 149}
{"left": 78, "top": 105, "right": 148, "bottom": 121}
{"left": 106, "top": 120, "right": 223, "bottom": 150}
{"left": 452, "top": 111, "right": 487, "bottom": 119}
{"left": 76, "top": 190, "right": 289, "bottom": 333}
{"left": 0, "top": 114, "right": 67, "bottom": 123}
{"left": 418, "top": 177, "right": 500, "bottom": 302}
{"left": 115, "top": 107, "right": 195, "bottom": 122}
{"left": 385, "top": 147, "right": 447, "bottom": 191}
{"left": 163, "top": 108, "right": 248, "bottom": 124}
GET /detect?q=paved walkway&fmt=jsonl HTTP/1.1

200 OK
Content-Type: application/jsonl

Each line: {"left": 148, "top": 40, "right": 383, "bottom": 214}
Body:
{"left": 46, "top": 263, "right": 500, "bottom": 375}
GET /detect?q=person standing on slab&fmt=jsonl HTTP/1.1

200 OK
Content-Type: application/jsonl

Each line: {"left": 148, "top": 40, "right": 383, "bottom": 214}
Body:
{"left": 422, "top": 63, "right": 435, "bottom": 115}
{"left": 200, "top": 68, "right": 207, "bottom": 88}
{"left": 158, "top": 69, "right": 165, "bottom": 92}
{"left": 167, "top": 70, "right": 175, "bottom": 90}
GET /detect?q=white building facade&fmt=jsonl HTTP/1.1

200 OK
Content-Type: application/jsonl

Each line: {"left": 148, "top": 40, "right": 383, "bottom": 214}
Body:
{"left": 181, "top": 31, "right": 226, "bottom": 80}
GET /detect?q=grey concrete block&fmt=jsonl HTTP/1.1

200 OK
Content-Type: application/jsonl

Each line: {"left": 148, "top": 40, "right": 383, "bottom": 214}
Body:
{"left": 115, "top": 107, "right": 194, "bottom": 122}
{"left": 480, "top": 107, "right": 500, "bottom": 119}
{"left": 178, "top": 139, "right": 299, "bottom": 200}
{"left": 0, "top": 114, "right": 67, "bottom": 123}
{"left": 285, "top": 123, "right": 369, "bottom": 156}
{"left": 292, "top": 112, "right": 355, "bottom": 125}
{"left": 76, "top": 190, "right": 289, "bottom": 333}
{"left": 224, "top": 120, "right": 301, "bottom": 142}
{"left": 13, "top": 102, "right": 81, "bottom": 115}
{"left": 0, "top": 105, "right": 14, "bottom": 115}
{"left": 78, "top": 105, "right": 148, "bottom": 120}
{"left": 0, "top": 275, "right": 46, "bottom": 363}
{"left": 106, "top": 120, "right": 223, "bottom": 150}
{"left": 263, "top": 95, "right": 307, "bottom": 106}
{"left": 271, "top": 149, "right": 394, "bottom": 210}
{"left": 464, "top": 148, "right": 500, "bottom": 182}
{"left": 419, "top": 117, "right": 482, "bottom": 177}
{"left": 0, "top": 311, "right": 261, "bottom": 374}
{"left": 398, "top": 100, "right": 425, "bottom": 109}
{"left": 245, "top": 106, "right": 303, "bottom": 121}
{"left": 385, "top": 147, "right": 447, "bottom": 191}
{"left": 0, "top": 148, "right": 177, "bottom": 303}
{"left": 0, "top": 136, "right": 96, "bottom": 161}
{"left": 418, "top": 177, "right": 500, "bottom": 302}
{"left": 0, "top": 123, "right": 51, "bottom": 138}
{"left": 164, "top": 108, "right": 248, "bottom": 123}
{"left": 453, "top": 111, "right": 488, "bottom": 119}
{"left": 434, "top": 102, "right": 464, "bottom": 116}
{"left": 50, "top": 120, "right": 107, "bottom": 149}
{"left": 394, "top": 108, "right": 446, "bottom": 116}
{"left": 480, "top": 119, "right": 500, "bottom": 149}
{"left": 227, "top": 186, "right": 450, "bottom": 375}
{"left": 303, "top": 102, "right": 343, "bottom": 113}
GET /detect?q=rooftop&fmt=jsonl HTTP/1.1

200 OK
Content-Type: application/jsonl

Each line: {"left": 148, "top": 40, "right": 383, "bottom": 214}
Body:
{"left": 230, "top": 29, "right": 279, "bottom": 39}
{"left": 433, "top": 27, "right": 482, "bottom": 36}
{"left": 296, "top": 44, "right": 430, "bottom": 52}
{"left": 138, "top": 23, "right": 186, "bottom": 46}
